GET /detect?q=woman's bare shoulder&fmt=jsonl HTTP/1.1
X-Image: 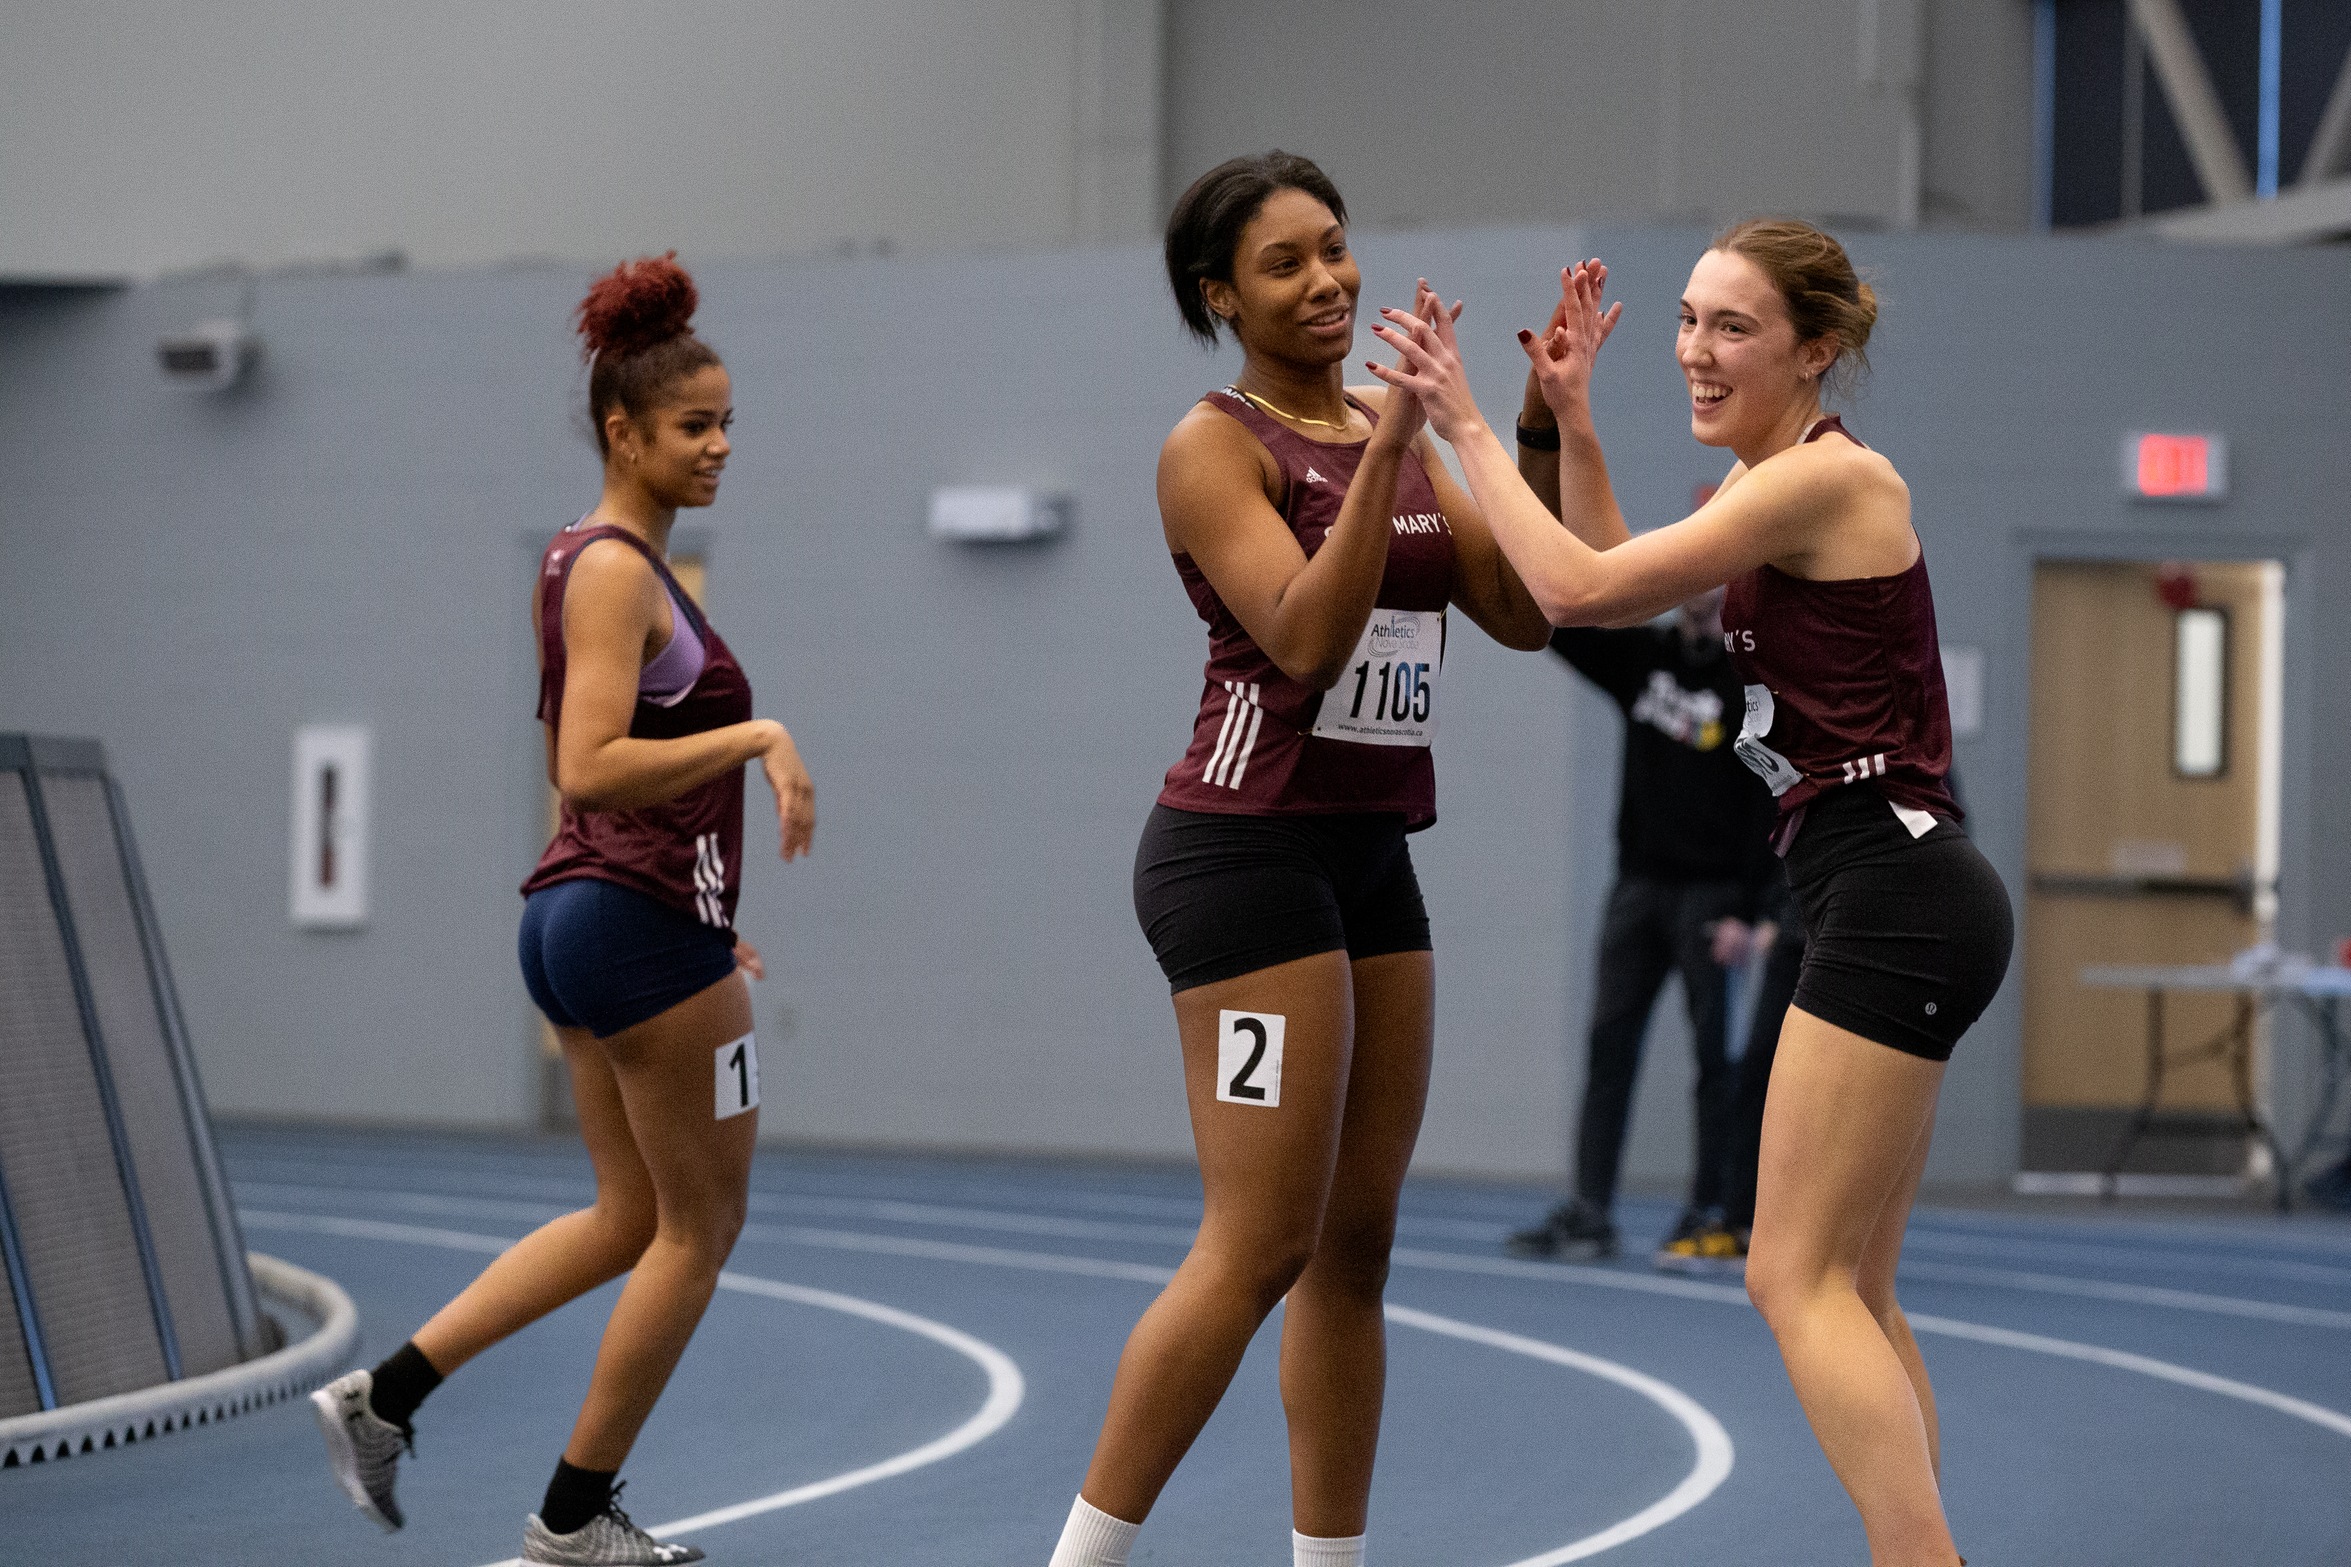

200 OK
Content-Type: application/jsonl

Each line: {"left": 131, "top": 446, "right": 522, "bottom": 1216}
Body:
{"left": 1768, "top": 430, "right": 1906, "bottom": 505}
{"left": 563, "top": 535, "right": 661, "bottom": 613}
{"left": 1160, "top": 398, "right": 1273, "bottom": 484}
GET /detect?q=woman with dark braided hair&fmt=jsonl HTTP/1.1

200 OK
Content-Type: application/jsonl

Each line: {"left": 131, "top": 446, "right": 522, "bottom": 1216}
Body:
{"left": 310, "top": 253, "right": 814, "bottom": 1567}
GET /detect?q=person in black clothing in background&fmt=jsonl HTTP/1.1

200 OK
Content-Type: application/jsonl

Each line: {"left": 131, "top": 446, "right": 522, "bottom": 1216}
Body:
{"left": 1710, "top": 878, "right": 1804, "bottom": 1267}
{"left": 1508, "top": 583, "right": 1782, "bottom": 1265}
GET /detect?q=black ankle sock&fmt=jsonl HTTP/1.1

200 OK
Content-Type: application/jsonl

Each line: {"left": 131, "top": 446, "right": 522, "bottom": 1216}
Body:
{"left": 366, "top": 1342, "right": 444, "bottom": 1432}
{"left": 541, "top": 1459, "right": 618, "bottom": 1536}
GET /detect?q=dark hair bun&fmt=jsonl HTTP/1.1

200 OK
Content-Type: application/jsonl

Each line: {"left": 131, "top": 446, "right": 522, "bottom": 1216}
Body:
{"left": 576, "top": 252, "right": 698, "bottom": 361}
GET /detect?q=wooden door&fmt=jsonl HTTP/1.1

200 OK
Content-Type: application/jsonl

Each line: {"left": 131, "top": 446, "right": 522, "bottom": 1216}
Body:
{"left": 2020, "top": 559, "right": 2282, "bottom": 1172}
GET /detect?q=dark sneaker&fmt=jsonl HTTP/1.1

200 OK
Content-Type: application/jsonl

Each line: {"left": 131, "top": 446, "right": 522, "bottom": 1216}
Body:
{"left": 1506, "top": 1198, "right": 1618, "bottom": 1261}
{"left": 310, "top": 1369, "right": 408, "bottom": 1531}
{"left": 2304, "top": 1157, "right": 2351, "bottom": 1213}
{"left": 523, "top": 1486, "right": 705, "bottom": 1565}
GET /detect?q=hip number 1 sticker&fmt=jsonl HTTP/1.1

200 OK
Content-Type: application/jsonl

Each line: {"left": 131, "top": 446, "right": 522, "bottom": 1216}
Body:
{"left": 1216, "top": 1011, "right": 1284, "bottom": 1107}
{"left": 715, "top": 1033, "right": 760, "bottom": 1120}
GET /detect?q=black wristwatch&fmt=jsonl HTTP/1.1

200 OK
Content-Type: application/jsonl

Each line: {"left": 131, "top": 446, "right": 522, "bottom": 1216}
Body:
{"left": 1514, "top": 419, "right": 1561, "bottom": 451}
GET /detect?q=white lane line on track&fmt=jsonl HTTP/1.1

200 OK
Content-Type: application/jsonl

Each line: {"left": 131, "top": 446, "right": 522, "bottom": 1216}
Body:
{"left": 1897, "top": 1260, "right": 2351, "bottom": 1329}
{"left": 244, "top": 1190, "right": 2351, "bottom": 1448}
{"left": 702, "top": 1224, "right": 2351, "bottom": 1454}
{"left": 239, "top": 1181, "right": 2351, "bottom": 1330}
{"left": 1384, "top": 1306, "right": 1734, "bottom": 1567}
{"left": 1903, "top": 1227, "right": 2351, "bottom": 1288}
{"left": 243, "top": 1203, "right": 1731, "bottom": 1564}
{"left": 1384, "top": 1247, "right": 2351, "bottom": 1447}
{"left": 236, "top": 1211, "right": 1025, "bottom": 1563}
{"left": 1393, "top": 1244, "right": 2351, "bottom": 1331}
{"left": 1905, "top": 1313, "right": 2351, "bottom": 1440}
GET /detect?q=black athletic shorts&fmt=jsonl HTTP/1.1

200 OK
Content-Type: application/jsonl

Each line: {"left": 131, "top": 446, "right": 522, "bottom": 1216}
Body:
{"left": 1783, "top": 786, "right": 2014, "bottom": 1062}
{"left": 1133, "top": 804, "right": 1432, "bottom": 993}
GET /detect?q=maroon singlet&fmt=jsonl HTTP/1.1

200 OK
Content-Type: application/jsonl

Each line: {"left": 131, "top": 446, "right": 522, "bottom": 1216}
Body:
{"left": 1720, "top": 418, "right": 1958, "bottom": 846}
{"left": 1156, "top": 388, "right": 1455, "bottom": 828}
{"left": 522, "top": 523, "right": 753, "bottom": 928}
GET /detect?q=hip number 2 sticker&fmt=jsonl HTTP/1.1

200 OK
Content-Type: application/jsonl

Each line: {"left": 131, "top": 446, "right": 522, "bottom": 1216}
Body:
{"left": 1216, "top": 1010, "right": 1285, "bottom": 1107}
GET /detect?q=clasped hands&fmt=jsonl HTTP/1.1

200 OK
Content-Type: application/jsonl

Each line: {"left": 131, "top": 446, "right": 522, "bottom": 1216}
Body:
{"left": 1368, "top": 261, "right": 1624, "bottom": 445}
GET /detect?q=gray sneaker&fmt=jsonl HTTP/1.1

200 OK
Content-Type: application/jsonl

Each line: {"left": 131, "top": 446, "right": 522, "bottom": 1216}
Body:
{"left": 309, "top": 1369, "right": 408, "bottom": 1531}
{"left": 523, "top": 1488, "right": 705, "bottom": 1565}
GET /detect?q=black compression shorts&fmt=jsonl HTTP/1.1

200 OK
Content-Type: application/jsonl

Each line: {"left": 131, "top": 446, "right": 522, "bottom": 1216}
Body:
{"left": 1784, "top": 786, "right": 2014, "bottom": 1062}
{"left": 1132, "top": 804, "right": 1432, "bottom": 993}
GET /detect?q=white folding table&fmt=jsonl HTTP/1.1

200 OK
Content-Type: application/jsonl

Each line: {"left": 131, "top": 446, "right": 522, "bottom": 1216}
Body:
{"left": 2075, "top": 964, "right": 2351, "bottom": 1212}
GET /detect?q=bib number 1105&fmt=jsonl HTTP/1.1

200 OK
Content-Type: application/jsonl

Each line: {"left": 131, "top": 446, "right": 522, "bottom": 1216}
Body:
{"left": 1311, "top": 608, "right": 1442, "bottom": 747}
{"left": 1343, "top": 658, "right": 1432, "bottom": 725}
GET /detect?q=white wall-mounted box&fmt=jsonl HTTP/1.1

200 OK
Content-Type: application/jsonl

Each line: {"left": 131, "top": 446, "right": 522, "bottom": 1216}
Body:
{"left": 289, "top": 724, "right": 371, "bottom": 928}
{"left": 927, "top": 486, "right": 1069, "bottom": 543}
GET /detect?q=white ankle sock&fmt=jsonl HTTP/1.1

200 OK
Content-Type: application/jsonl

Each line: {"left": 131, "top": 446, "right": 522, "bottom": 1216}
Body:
{"left": 1048, "top": 1496, "right": 1141, "bottom": 1567}
{"left": 1294, "top": 1529, "right": 1367, "bottom": 1567}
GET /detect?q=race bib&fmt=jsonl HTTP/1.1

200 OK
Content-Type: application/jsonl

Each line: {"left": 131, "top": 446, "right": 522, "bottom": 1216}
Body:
{"left": 1216, "top": 1011, "right": 1285, "bottom": 1107}
{"left": 1733, "top": 683, "right": 1804, "bottom": 796}
{"left": 1311, "top": 609, "right": 1442, "bottom": 747}
{"left": 715, "top": 1033, "right": 759, "bottom": 1120}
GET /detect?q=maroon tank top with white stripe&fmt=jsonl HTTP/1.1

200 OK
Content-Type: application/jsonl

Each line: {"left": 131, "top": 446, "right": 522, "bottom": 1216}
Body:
{"left": 521, "top": 523, "right": 753, "bottom": 929}
{"left": 1156, "top": 388, "right": 1455, "bottom": 828}
{"left": 1720, "top": 417, "right": 1958, "bottom": 839}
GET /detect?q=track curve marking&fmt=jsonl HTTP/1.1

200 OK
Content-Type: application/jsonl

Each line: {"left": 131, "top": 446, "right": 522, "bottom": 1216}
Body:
{"left": 235, "top": 1211, "right": 1024, "bottom": 1564}
{"left": 1385, "top": 1305, "right": 1735, "bottom": 1565}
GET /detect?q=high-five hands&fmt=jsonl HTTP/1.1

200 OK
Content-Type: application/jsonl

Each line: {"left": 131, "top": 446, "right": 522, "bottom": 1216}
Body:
{"left": 1521, "top": 260, "right": 1622, "bottom": 416}
{"left": 1367, "top": 279, "right": 1478, "bottom": 442}
{"left": 1371, "top": 263, "right": 1622, "bottom": 445}
{"left": 1367, "top": 281, "right": 1460, "bottom": 452}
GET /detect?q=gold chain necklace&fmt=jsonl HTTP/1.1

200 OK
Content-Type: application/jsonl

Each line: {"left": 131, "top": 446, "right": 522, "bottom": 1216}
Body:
{"left": 1232, "top": 385, "right": 1354, "bottom": 431}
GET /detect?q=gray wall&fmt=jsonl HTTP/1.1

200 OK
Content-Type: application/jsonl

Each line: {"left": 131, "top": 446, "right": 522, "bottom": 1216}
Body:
{"left": 5, "top": 2, "right": 2039, "bottom": 280}
{"left": 1165, "top": 0, "right": 2037, "bottom": 234}
{"left": 0, "top": 0, "right": 1162, "bottom": 277}
{"left": 3, "top": 223, "right": 2346, "bottom": 1188}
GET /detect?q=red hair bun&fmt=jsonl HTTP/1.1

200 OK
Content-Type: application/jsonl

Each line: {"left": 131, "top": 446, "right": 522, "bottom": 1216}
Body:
{"left": 576, "top": 252, "right": 698, "bottom": 361}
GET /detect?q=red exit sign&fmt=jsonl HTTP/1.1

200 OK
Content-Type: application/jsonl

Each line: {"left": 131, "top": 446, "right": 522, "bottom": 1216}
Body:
{"left": 2123, "top": 432, "right": 2228, "bottom": 501}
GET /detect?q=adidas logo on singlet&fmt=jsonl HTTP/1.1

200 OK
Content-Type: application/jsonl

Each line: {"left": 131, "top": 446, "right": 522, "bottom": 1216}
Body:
{"left": 1303, "top": 467, "right": 1327, "bottom": 484}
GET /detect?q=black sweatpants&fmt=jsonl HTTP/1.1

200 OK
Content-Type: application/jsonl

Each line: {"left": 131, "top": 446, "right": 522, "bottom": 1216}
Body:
{"left": 1723, "top": 917, "right": 1806, "bottom": 1231}
{"left": 1573, "top": 876, "right": 1746, "bottom": 1213}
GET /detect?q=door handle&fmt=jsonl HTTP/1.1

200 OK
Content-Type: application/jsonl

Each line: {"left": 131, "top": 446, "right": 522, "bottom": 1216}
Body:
{"left": 2029, "top": 869, "right": 2272, "bottom": 917}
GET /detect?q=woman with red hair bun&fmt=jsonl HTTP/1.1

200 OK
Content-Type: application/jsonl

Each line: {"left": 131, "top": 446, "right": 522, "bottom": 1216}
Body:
{"left": 309, "top": 253, "right": 815, "bottom": 1567}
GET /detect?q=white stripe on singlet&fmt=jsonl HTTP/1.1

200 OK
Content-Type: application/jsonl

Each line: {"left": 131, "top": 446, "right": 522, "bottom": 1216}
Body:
{"left": 1202, "top": 682, "right": 1245, "bottom": 786}
{"left": 1223, "top": 685, "right": 1265, "bottom": 789}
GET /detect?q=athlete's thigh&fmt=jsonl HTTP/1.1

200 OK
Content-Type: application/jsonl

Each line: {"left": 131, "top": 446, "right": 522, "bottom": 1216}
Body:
{"left": 1172, "top": 950, "right": 1356, "bottom": 1236}
{"left": 1321, "top": 950, "right": 1435, "bottom": 1236}
{"left": 1752, "top": 1006, "right": 1944, "bottom": 1273}
{"left": 600, "top": 969, "right": 761, "bottom": 1212}
{"left": 562, "top": 1027, "right": 656, "bottom": 1220}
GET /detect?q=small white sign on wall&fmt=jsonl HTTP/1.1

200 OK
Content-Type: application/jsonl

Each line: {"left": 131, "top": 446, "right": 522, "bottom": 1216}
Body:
{"left": 290, "top": 724, "right": 371, "bottom": 928}
{"left": 1942, "top": 646, "right": 1984, "bottom": 739}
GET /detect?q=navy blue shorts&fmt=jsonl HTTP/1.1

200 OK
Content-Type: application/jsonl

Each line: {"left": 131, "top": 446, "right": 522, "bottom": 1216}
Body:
{"left": 518, "top": 877, "right": 738, "bottom": 1039}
